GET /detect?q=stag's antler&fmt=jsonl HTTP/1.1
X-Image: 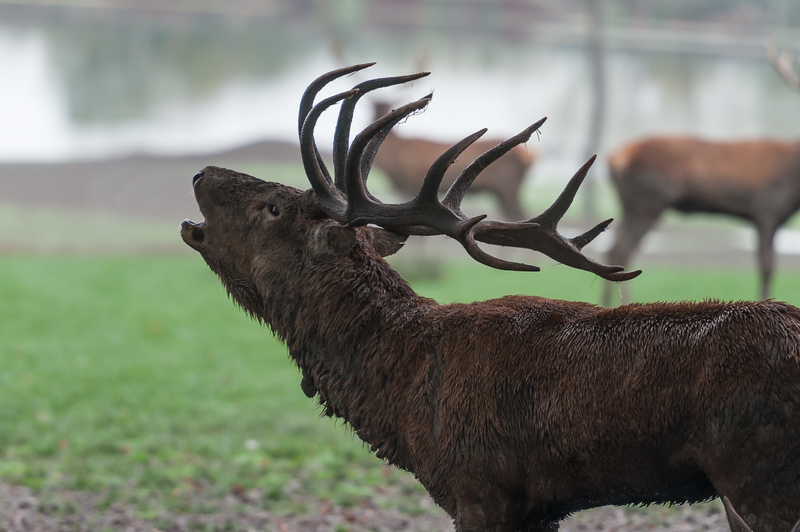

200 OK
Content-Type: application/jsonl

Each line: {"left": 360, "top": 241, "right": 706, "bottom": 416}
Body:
{"left": 298, "top": 64, "right": 641, "bottom": 282}
{"left": 767, "top": 40, "right": 800, "bottom": 92}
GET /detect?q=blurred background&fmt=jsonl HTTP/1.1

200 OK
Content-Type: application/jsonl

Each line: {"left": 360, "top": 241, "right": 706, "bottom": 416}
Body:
{"left": 1, "top": 0, "right": 799, "bottom": 270}
{"left": 3, "top": 2, "right": 800, "bottom": 530}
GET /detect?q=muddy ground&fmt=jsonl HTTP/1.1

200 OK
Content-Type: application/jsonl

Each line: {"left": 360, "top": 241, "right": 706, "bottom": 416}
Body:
{"left": 1, "top": 478, "right": 734, "bottom": 532}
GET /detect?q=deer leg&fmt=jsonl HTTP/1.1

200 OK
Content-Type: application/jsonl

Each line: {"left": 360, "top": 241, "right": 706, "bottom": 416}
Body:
{"left": 704, "top": 399, "right": 800, "bottom": 532}
{"left": 453, "top": 499, "right": 520, "bottom": 532}
{"left": 495, "top": 187, "right": 526, "bottom": 222}
{"left": 454, "top": 506, "right": 558, "bottom": 532}
{"left": 602, "top": 208, "right": 662, "bottom": 306}
{"left": 755, "top": 222, "right": 778, "bottom": 300}
{"left": 452, "top": 482, "right": 548, "bottom": 532}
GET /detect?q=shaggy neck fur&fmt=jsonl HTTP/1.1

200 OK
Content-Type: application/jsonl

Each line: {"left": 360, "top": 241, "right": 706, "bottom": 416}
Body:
{"left": 255, "top": 233, "right": 437, "bottom": 472}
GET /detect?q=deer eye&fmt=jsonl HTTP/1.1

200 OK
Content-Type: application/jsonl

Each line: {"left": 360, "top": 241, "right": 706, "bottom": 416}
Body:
{"left": 254, "top": 201, "right": 280, "bottom": 217}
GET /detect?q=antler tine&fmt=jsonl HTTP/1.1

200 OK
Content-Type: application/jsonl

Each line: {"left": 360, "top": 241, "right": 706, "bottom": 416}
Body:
{"left": 297, "top": 63, "right": 374, "bottom": 218}
{"left": 333, "top": 72, "right": 430, "bottom": 191}
{"left": 349, "top": 121, "right": 545, "bottom": 271}
{"left": 461, "top": 223, "right": 542, "bottom": 272}
{"left": 359, "top": 124, "right": 393, "bottom": 194}
{"left": 469, "top": 155, "right": 641, "bottom": 281}
{"left": 357, "top": 101, "right": 429, "bottom": 192}
{"left": 444, "top": 117, "right": 546, "bottom": 217}
{"left": 766, "top": 40, "right": 800, "bottom": 92}
{"left": 298, "top": 62, "right": 375, "bottom": 137}
{"left": 298, "top": 65, "right": 640, "bottom": 282}
{"left": 299, "top": 88, "right": 360, "bottom": 217}
{"left": 571, "top": 218, "right": 613, "bottom": 250}
{"left": 535, "top": 155, "right": 595, "bottom": 227}
{"left": 472, "top": 220, "right": 641, "bottom": 282}
{"left": 419, "top": 129, "right": 488, "bottom": 205}
{"left": 459, "top": 218, "right": 540, "bottom": 272}
{"left": 531, "top": 156, "right": 640, "bottom": 276}
{"left": 343, "top": 96, "right": 432, "bottom": 221}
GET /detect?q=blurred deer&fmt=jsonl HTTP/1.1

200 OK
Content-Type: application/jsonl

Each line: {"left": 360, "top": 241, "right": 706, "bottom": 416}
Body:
{"left": 371, "top": 101, "right": 534, "bottom": 220}
{"left": 182, "top": 64, "right": 800, "bottom": 532}
{"left": 603, "top": 43, "right": 800, "bottom": 306}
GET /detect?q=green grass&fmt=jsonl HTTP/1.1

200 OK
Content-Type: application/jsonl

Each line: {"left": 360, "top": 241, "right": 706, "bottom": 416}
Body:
{"left": 401, "top": 260, "right": 800, "bottom": 307}
{"left": 0, "top": 257, "right": 425, "bottom": 515}
{"left": 3, "top": 256, "right": 800, "bottom": 517}
{"left": 0, "top": 203, "right": 181, "bottom": 254}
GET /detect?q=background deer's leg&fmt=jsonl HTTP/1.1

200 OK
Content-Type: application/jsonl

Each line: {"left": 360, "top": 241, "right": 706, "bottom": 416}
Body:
{"left": 494, "top": 184, "right": 526, "bottom": 222}
{"left": 602, "top": 207, "right": 663, "bottom": 306}
{"left": 755, "top": 220, "right": 778, "bottom": 300}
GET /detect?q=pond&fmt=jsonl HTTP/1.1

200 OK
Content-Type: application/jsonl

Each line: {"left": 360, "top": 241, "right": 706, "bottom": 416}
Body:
{"left": 1, "top": 3, "right": 798, "bottom": 177}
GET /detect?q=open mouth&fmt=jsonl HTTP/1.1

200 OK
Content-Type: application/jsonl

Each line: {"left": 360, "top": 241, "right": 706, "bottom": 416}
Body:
{"left": 181, "top": 170, "right": 207, "bottom": 248}
{"left": 180, "top": 218, "right": 205, "bottom": 248}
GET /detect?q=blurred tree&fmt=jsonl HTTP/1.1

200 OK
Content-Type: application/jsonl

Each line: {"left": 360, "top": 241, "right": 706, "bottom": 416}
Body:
{"left": 582, "top": 0, "right": 606, "bottom": 221}
{"left": 42, "top": 12, "right": 312, "bottom": 124}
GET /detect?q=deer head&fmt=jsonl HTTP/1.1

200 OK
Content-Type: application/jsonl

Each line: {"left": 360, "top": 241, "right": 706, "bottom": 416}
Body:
{"left": 180, "top": 64, "right": 639, "bottom": 319}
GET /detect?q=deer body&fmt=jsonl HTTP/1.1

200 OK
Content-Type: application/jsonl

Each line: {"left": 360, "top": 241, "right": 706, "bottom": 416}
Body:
{"left": 296, "top": 244, "right": 800, "bottom": 530}
{"left": 182, "top": 66, "right": 800, "bottom": 532}
{"left": 372, "top": 102, "right": 534, "bottom": 221}
{"left": 605, "top": 137, "right": 800, "bottom": 304}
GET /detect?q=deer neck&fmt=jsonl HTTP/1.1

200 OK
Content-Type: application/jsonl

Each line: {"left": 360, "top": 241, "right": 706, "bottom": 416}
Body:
{"left": 258, "top": 236, "right": 436, "bottom": 466}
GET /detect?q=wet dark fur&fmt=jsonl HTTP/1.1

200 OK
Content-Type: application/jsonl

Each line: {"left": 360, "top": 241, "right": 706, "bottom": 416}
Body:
{"left": 183, "top": 166, "right": 800, "bottom": 532}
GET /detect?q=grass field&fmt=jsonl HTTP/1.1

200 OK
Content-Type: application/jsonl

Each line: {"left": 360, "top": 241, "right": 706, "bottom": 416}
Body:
{"left": 3, "top": 255, "right": 800, "bottom": 520}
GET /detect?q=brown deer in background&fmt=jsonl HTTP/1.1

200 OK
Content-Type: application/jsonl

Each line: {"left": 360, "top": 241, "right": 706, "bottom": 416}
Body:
{"left": 370, "top": 101, "right": 534, "bottom": 220}
{"left": 182, "top": 64, "right": 800, "bottom": 532}
{"left": 603, "top": 44, "right": 800, "bottom": 306}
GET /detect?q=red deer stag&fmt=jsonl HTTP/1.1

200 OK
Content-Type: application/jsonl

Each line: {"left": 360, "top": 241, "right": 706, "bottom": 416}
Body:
{"left": 181, "top": 64, "right": 800, "bottom": 532}
{"left": 370, "top": 100, "right": 534, "bottom": 220}
{"left": 603, "top": 45, "right": 800, "bottom": 306}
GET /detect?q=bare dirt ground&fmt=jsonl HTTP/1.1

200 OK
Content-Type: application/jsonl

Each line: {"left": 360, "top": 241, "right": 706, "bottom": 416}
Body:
{"left": 1, "top": 478, "right": 733, "bottom": 532}
{"left": 0, "top": 479, "right": 455, "bottom": 532}
{"left": 0, "top": 140, "right": 300, "bottom": 225}
{"left": 0, "top": 144, "right": 768, "bottom": 531}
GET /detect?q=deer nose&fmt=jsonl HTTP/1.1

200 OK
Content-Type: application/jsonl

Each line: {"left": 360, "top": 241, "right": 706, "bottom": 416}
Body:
{"left": 193, "top": 171, "right": 204, "bottom": 187}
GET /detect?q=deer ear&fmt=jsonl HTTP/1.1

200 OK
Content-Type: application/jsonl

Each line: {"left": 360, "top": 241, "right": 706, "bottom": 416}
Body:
{"left": 309, "top": 222, "right": 357, "bottom": 260}
{"left": 362, "top": 226, "right": 408, "bottom": 257}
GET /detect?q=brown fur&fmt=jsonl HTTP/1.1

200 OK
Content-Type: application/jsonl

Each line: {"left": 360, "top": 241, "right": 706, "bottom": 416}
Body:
{"left": 604, "top": 136, "right": 800, "bottom": 304}
{"left": 182, "top": 165, "right": 800, "bottom": 532}
{"left": 371, "top": 102, "right": 535, "bottom": 221}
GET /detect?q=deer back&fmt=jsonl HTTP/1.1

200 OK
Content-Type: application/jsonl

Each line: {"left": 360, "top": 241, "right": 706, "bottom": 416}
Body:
{"left": 370, "top": 100, "right": 534, "bottom": 217}
{"left": 609, "top": 137, "right": 800, "bottom": 221}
